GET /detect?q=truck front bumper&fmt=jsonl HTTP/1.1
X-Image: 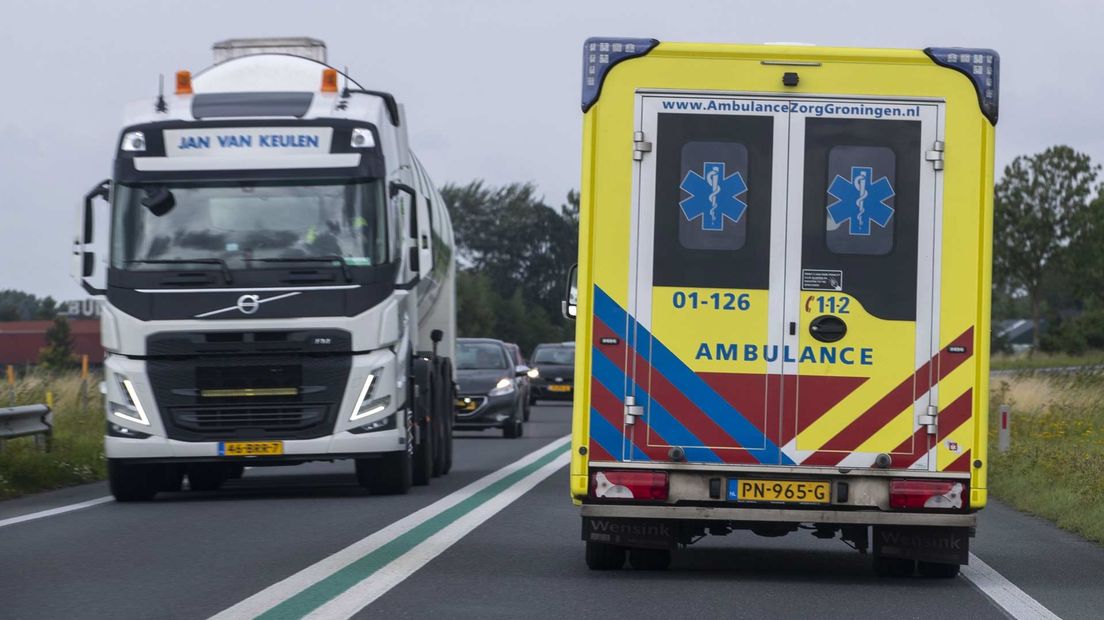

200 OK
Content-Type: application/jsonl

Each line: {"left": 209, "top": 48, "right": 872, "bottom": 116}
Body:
{"left": 105, "top": 428, "right": 406, "bottom": 461}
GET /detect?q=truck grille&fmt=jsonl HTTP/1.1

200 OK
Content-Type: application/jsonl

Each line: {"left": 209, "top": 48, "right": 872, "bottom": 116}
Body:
{"left": 171, "top": 404, "right": 329, "bottom": 434}
{"left": 146, "top": 329, "right": 352, "bottom": 441}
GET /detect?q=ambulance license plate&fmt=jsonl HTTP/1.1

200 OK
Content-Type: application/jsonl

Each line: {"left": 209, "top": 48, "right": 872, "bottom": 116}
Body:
{"left": 548, "top": 385, "right": 572, "bottom": 393}
{"left": 729, "top": 479, "right": 831, "bottom": 504}
{"left": 219, "top": 441, "right": 283, "bottom": 457}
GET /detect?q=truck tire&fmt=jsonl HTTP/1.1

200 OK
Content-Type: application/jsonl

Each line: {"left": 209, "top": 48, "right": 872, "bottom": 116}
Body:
{"left": 628, "top": 548, "right": 672, "bottom": 571}
{"left": 918, "top": 561, "right": 960, "bottom": 578}
{"left": 411, "top": 356, "right": 434, "bottom": 486}
{"left": 108, "top": 460, "right": 160, "bottom": 502}
{"left": 440, "top": 358, "right": 455, "bottom": 475}
{"left": 357, "top": 451, "right": 412, "bottom": 495}
{"left": 431, "top": 359, "right": 450, "bottom": 477}
{"left": 585, "top": 541, "right": 626, "bottom": 570}
{"left": 188, "top": 464, "right": 227, "bottom": 492}
{"left": 159, "top": 464, "right": 185, "bottom": 492}
{"left": 412, "top": 417, "right": 434, "bottom": 486}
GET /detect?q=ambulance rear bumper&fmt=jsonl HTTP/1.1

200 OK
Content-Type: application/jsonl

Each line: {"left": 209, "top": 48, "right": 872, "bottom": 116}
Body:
{"left": 580, "top": 504, "right": 977, "bottom": 527}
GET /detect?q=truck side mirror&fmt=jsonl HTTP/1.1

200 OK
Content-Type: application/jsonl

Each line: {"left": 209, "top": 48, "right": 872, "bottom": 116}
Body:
{"left": 75, "top": 180, "right": 110, "bottom": 295}
{"left": 562, "top": 263, "right": 578, "bottom": 320}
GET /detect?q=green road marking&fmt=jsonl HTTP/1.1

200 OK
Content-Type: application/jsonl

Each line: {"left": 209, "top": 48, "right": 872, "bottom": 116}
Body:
{"left": 259, "top": 441, "right": 569, "bottom": 620}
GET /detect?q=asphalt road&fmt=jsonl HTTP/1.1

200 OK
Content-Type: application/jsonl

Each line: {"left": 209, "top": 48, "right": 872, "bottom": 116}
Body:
{"left": 0, "top": 403, "right": 1100, "bottom": 619}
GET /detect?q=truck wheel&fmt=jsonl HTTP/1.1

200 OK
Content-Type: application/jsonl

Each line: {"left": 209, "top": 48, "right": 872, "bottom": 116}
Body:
{"left": 159, "top": 464, "right": 185, "bottom": 492}
{"left": 108, "top": 460, "right": 160, "bottom": 502}
{"left": 188, "top": 464, "right": 227, "bottom": 492}
{"left": 357, "top": 451, "right": 412, "bottom": 495}
{"left": 628, "top": 548, "right": 672, "bottom": 571}
{"left": 585, "top": 541, "right": 626, "bottom": 570}
{"left": 226, "top": 464, "right": 245, "bottom": 479}
{"left": 918, "top": 561, "right": 960, "bottom": 578}
{"left": 874, "top": 556, "right": 915, "bottom": 577}
{"left": 431, "top": 360, "right": 450, "bottom": 477}
{"left": 440, "top": 358, "right": 455, "bottom": 475}
{"left": 413, "top": 418, "right": 434, "bottom": 486}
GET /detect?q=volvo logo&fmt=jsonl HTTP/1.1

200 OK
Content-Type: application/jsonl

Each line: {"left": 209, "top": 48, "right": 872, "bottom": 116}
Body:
{"left": 193, "top": 291, "right": 302, "bottom": 318}
{"left": 236, "top": 294, "right": 261, "bottom": 314}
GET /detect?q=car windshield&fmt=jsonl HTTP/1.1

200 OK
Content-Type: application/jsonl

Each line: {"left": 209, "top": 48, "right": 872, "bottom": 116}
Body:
{"left": 533, "top": 347, "right": 574, "bottom": 365}
{"left": 456, "top": 343, "right": 510, "bottom": 370}
{"left": 111, "top": 180, "right": 388, "bottom": 270}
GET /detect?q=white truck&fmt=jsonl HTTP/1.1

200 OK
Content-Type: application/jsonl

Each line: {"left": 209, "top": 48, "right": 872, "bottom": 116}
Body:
{"left": 73, "top": 38, "right": 457, "bottom": 500}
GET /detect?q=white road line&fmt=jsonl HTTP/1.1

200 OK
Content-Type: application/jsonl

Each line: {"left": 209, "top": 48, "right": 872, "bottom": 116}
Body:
{"left": 306, "top": 450, "right": 571, "bottom": 619}
{"left": 211, "top": 434, "right": 571, "bottom": 620}
{"left": 0, "top": 496, "right": 113, "bottom": 529}
{"left": 963, "top": 553, "right": 1062, "bottom": 620}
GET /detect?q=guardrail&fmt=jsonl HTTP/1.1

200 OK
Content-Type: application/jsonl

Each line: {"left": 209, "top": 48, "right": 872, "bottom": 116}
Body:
{"left": 0, "top": 405, "right": 52, "bottom": 452}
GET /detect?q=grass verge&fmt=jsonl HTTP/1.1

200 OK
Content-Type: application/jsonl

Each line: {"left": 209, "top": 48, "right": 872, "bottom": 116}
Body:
{"left": 991, "top": 350, "right": 1104, "bottom": 371}
{"left": 989, "top": 372, "right": 1104, "bottom": 543}
{"left": 0, "top": 372, "right": 105, "bottom": 500}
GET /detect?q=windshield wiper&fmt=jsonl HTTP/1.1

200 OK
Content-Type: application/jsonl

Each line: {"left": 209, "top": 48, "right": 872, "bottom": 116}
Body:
{"left": 245, "top": 256, "right": 352, "bottom": 282}
{"left": 125, "top": 258, "right": 232, "bottom": 283}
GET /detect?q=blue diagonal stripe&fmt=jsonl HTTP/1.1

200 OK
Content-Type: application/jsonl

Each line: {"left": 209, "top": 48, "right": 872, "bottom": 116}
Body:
{"left": 593, "top": 285, "right": 793, "bottom": 466}
{"left": 593, "top": 345, "right": 722, "bottom": 463}
{"left": 589, "top": 407, "right": 650, "bottom": 461}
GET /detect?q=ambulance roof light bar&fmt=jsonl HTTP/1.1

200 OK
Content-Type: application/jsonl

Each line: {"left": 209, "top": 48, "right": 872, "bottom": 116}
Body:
{"left": 581, "top": 36, "right": 659, "bottom": 112}
{"left": 924, "top": 47, "right": 1000, "bottom": 125}
{"left": 213, "top": 37, "right": 327, "bottom": 64}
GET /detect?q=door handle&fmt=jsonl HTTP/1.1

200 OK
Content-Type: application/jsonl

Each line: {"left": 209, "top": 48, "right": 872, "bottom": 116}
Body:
{"left": 788, "top": 322, "right": 796, "bottom": 336}
{"left": 809, "top": 315, "right": 847, "bottom": 343}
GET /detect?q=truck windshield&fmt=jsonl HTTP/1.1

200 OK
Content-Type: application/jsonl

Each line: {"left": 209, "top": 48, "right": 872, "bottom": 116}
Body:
{"left": 111, "top": 180, "right": 388, "bottom": 270}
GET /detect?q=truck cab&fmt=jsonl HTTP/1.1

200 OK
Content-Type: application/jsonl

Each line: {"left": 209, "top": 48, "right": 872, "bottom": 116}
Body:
{"left": 75, "top": 38, "right": 457, "bottom": 500}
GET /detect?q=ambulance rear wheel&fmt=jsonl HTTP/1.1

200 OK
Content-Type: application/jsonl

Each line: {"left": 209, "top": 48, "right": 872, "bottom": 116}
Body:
{"left": 874, "top": 555, "right": 915, "bottom": 577}
{"left": 585, "top": 541, "right": 626, "bottom": 570}
{"left": 628, "top": 548, "right": 671, "bottom": 571}
{"left": 918, "top": 561, "right": 960, "bottom": 579}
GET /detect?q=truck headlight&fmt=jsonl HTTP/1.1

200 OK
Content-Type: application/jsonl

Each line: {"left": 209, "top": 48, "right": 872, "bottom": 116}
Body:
{"left": 351, "top": 368, "right": 390, "bottom": 421}
{"left": 111, "top": 377, "right": 150, "bottom": 426}
{"left": 488, "top": 377, "right": 515, "bottom": 397}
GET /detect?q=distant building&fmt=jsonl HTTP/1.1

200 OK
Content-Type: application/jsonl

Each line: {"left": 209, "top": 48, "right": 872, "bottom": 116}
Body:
{"left": 995, "top": 319, "right": 1036, "bottom": 352}
{"left": 0, "top": 319, "right": 103, "bottom": 366}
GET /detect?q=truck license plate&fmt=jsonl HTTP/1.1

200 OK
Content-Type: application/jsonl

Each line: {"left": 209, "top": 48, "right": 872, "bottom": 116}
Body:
{"left": 219, "top": 441, "right": 283, "bottom": 456}
{"left": 729, "top": 479, "right": 831, "bottom": 504}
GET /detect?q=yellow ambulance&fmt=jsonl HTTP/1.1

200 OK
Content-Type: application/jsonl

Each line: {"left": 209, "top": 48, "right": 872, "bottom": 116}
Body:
{"left": 567, "top": 38, "right": 997, "bottom": 576}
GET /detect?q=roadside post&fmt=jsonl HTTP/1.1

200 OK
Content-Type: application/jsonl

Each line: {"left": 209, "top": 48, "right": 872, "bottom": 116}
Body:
{"left": 6, "top": 365, "right": 14, "bottom": 405}
{"left": 80, "top": 354, "right": 89, "bottom": 414}
{"left": 998, "top": 404, "right": 1011, "bottom": 453}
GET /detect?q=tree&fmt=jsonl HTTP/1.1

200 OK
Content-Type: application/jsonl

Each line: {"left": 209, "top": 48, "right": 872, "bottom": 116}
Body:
{"left": 38, "top": 316, "right": 75, "bottom": 371}
{"left": 993, "top": 146, "right": 1099, "bottom": 350}
{"left": 0, "top": 289, "right": 58, "bottom": 321}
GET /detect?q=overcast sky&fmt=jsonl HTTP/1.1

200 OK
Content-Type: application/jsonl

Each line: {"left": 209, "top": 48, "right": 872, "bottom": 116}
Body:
{"left": 1, "top": 0, "right": 1102, "bottom": 300}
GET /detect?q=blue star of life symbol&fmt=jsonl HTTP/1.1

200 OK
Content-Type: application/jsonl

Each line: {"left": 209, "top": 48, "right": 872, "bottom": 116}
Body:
{"left": 826, "top": 166, "right": 895, "bottom": 235}
{"left": 679, "top": 162, "right": 748, "bottom": 231}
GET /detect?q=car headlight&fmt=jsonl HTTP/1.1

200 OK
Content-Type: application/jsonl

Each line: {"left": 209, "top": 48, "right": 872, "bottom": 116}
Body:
{"left": 527, "top": 368, "right": 539, "bottom": 379}
{"left": 110, "top": 376, "right": 150, "bottom": 426}
{"left": 351, "top": 367, "right": 391, "bottom": 421}
{"left": 488, "top": 377, "right": 516, "bottom": 397}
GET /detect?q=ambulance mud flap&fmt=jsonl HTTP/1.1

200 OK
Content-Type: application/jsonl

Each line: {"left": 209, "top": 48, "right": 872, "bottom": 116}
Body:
{"left": 872, "top": 525, "right": 970, "bottom": 565}
{"left": 582, "top": 517, "right": 676, "bottom": 550}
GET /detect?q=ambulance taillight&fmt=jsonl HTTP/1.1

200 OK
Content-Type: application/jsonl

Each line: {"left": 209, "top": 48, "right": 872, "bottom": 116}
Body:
{"left": 590, "top": 470, "right": 668, "bottom": 500}
{"left": 889, "top": 479, "right": 965, "bottom": 510}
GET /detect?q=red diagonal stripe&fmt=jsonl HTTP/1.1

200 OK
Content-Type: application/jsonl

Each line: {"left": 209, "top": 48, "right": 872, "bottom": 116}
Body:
{"left": 590, "top": 374, "right": 666, "bottom": 460}
{"left": 945, "top": 449, "right": 972, "bottom": 472}
{"left": 587, "top": 440, "right": 615, "bottom": 462}
{"left": 937, "top": 390, "right": 973, "bottom": 441}
{"left": 800, "top": 327, "right": 974, "bottom": 467}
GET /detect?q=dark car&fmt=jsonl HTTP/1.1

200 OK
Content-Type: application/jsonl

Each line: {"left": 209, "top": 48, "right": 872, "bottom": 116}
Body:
{"left": 529, "top": 342, "right": 575, "bottom": 404}
{"left": 454, "top": 338, "right": 529, "bottom": 438}
{"left": 504, "top": 342, "right": 533, "bottom": 421}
